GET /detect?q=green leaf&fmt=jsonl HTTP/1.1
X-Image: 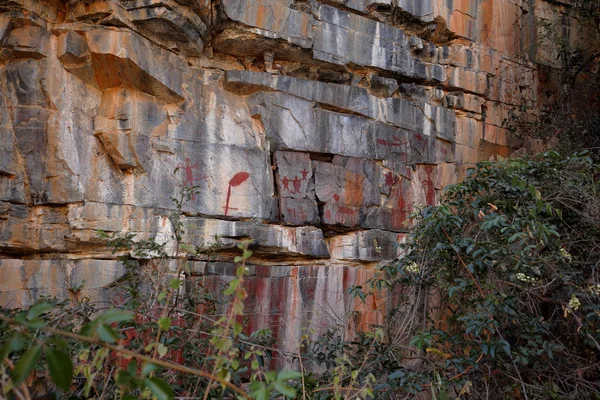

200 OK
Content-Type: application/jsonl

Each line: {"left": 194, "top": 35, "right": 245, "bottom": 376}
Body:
{"left": 265, "top": 370, "right": 277, "bottom": 383}
{"left": 79, "top": 321, "right": 96, "bottom": 337}
{"left": 273, "top": 381, "right": 296, "bottom": 398}
{"left": 157, "top": 317, "right": 171, "bottom": 332}
{"left": 27, "top": 318, "right": 46, "bottom": 329}
{"left": 49, "top": 337, "right": 68, "bottom": 352}
{"left": 27, "top": 303, "right": 53, "bottom": 320}
{"left": 115, "top": 370, "right": 134, "bottom": 386}
{"left": 157, "top": 291, "right": 168, "bottom": 302}
{"left": 97, "top": 323, "right": 119, "bottom": 343}
{"left": 388, "top": 369, "right": 405, "bottom": 380}
{"left": 169, "top": 278, "right": 181, "bottom": 290}
{"left": 0, "top": 334, "right": 25, "bottom": 362}
{"left": 97, "top": 309, "right": 134, "bottom": 324}
{"left": 0, "top": 340, "right": 11, "bottom": 363}
{"left": 157, "top": 343, "right": 168, "bottom": 358}
{"left": 277, "top": 370, "right": 303, "bottom": 381}
{"left": 12, "top": 344, "right": 42, "bottom": 386}
{"left": 142, "top": 362, "right": 159, "bottom": 376}
{"left": 45, "top": 348, "right": 73, "bottom": 391}
{"left": 144, "top": 377, "right": 175, "bottom": 400}
{"left": 249, "top": 381, "right": 268, "bottom": 400}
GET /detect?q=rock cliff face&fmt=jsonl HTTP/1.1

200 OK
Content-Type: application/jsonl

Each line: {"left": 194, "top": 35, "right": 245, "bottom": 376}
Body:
{"left": 0, "top": 0, "right": 581, "bottom": 354}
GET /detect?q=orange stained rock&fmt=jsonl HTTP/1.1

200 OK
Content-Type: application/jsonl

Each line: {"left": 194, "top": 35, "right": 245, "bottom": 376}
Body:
{"left": 344, "top": 170, "right": 364, "bottom": 207}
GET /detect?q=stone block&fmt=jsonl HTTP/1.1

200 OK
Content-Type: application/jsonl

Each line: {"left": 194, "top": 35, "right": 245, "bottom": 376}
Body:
{"left": 368, "top": 75, "right": 399, "bottom": 98}
{"left": 446, "top": 66, "right": 488, "bottom": 96}
{"left": 177, "top": 217, "right": 330, "bottom": 258}
{"left": 84, "top": 28, "right": 187, "bottom": 103}
{"left": 329, "top": 229, "right": 402, "bottom": 262}
{"left": 125, "top": 0, "right": 207, "bottom": 56}
{"left": 396, "top": 0, "right": 434, "bottom": 21}
{"left": 363, "top": 174, "right": 413, "bottom": 232}
{"left": 70, "top": 260, "right": 127, "bottom": 289}
{"left": 314, "top": 158, "right": 379, "bottom": 228}
{"left": 5, "top": 26, "right": 49, "bottom": 59}
{"left": 275, "top": 151, "right": 313, "bottom": 199}
{"left": 221, "top": 0, "right": 314, "bottom": 48}
{"left": 93, "top": 88, "right": 168, "bottom": 171}
{"left": 4, "top": 60, "right": 49, "bottom": 107}
{"left": 171, "top": 83, "right": 261, "bottom": 148}
{"left": 0, "top": 260, "right": 69, "bottom": 306}
{"left": 280, "top": 197, "right": 320, "bottom": 226}
{"left": 58, "top": 31, "right": 90, "bottom": 64}
{"left": 230, "top": 72, "right": 455, "bottom": 158}
{"left": 0, "top": 107, "right": 18, "bottom": 176}
{"left": 313, "top": 4, "right": 444, "bottom": 81}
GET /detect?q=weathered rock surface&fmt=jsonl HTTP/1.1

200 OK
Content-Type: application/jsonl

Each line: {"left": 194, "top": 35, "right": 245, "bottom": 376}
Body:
{"left": 0, "top": 0, "right": 586, "bottom": 358}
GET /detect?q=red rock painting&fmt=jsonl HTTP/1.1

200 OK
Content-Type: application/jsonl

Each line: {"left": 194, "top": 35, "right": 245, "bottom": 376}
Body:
{"left": 376, "top": 136, "right": 408, "bottom": 147}
{"left": 292, "top": 176, "right": 301, "bottom": 193}
{"left": 414, "top": 133, "right": 428, "bottom": 153}
{"left": 286, "top": 207, "right": 308, "bottom": 222}
{"left": 344, "top": 171, "right": 364, "bottom": 206}
{"left": 301, "top": 169, "right": 309, "bottom": 180}
{"left": 224, "top": 171, "right": 250, "bottom": 215}
{"left": 282, "top": 176, "right": 291, "bottom": 192}
{"left": 422, "top": 165, "right": 435, "bottom": 206}
{"left": 391, "top": 180, "right": 411, "bottom": 230}
{"left": 335, "top": 206, "right": 357, "bottom": 225}
{"left": 327, "top": 193, "right": 358, "bottom": 226}
{"left": 281, "top": 175, "right": 303, "bottom": 194}
{"left": 177, "top": 158, "right": 209, "bottom": 200}
{"left": 384, "top": 171, "right": 399, "bottom": 187}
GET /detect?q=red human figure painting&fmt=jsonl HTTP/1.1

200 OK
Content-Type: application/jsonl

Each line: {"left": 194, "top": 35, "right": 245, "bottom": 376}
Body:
{"left": 301, "top": 169, "right": 309, "bottom": 181}
{"left": 281, "top": 175, "right": 303, "bottom": 194}
{"left": 287, "top": 207, "right": 308, "bottom": 222}
{"left": 414, "top": 133, "right": 428, "bottom": 153}
{"left": 384, "top": 171, "right": 399, "bottom": 187}
{"left": 422, "top": 166, "right": 435, "bottom": 206}
{"left": 282, "top": 176, "right": 290, "bottom": 192}
{"left": 391, "top": 183, "right": 410, "bottom": 230}
{"left": 292, "top": 176, "right": 302, "bottom": 194}
{"left": 177, "top": 158, "right": 209, "bottom": 200}
{"left": 224, "top": 172, "right": 250, "bottom": 216}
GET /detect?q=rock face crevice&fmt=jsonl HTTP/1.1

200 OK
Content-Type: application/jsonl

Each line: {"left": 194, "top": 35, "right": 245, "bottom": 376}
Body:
{"left": 0, "top": 0, "right": 585, "bottom": 354}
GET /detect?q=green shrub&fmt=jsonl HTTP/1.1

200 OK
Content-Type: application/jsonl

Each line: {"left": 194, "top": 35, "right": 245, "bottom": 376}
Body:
{"left": 372, "top": 151, "right": 600, "bottom": 399}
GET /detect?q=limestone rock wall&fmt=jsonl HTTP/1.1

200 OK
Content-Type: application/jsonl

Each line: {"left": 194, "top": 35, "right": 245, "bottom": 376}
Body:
{"left": 0, "top": 0, "right": 582, "bottom": 354}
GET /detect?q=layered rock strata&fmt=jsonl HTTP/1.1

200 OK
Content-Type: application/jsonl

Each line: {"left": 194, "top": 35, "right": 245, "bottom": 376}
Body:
{"left": 0, "top": 0, "right": 584, "bottom": 355}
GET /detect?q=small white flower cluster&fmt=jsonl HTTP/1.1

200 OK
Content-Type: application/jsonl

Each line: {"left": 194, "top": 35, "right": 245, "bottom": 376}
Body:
{"left": 516, "top": 272, "right": 538, "bottom": 284}
{"left": 587, "top": 284, "right": 600, "bottom": 296}
{"left": 559, "top": 247, "right": 573, "bottom": 262}
{"left": 569, "top": 294, "right": 581, "bottom": 311}
{"left": 403, "top": 261, "right": 420, "bottom": 275}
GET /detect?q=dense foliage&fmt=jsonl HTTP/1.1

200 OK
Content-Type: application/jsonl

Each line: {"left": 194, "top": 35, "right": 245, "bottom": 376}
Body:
{"left": 373, "top": 151, "right": 600, "bottom": 398}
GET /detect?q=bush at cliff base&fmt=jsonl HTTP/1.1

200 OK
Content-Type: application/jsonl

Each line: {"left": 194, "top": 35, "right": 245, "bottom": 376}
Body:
{"left": 378, "top": 151, "right": 600, "bottom": 399}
